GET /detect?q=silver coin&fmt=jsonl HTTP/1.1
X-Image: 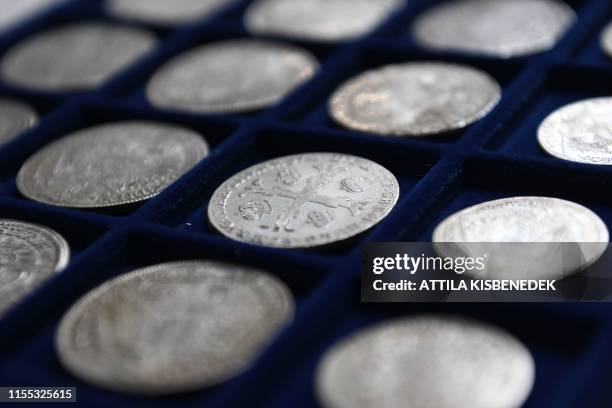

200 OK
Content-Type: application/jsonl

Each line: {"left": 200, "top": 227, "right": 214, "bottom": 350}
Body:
{"left": 0, "top": 22, "right": 157, "bottom": 92}
{"left": 107, "top": 0, "right": 238, "bottom": 26}
{"left": 601, "top": 22, "right": 612, "bottom": 59}
{"left": 0, "top": 98, "right": 38, "bottom": 145}
{"left": 0, "top": 219, "right": 69, "bottom": 316}
{"left": 146, "top": 39, "right": 318, "bottom": 114}
{"left": 433, "top": 197, "right": 609, "bottom": 280}
{"left": 538, "top": 97, "right": 612, "bottom": 165}
{"left": 17, "top": 121, "right": 208, "bottom": 208}
{"left": 208, "top": 153, "right": 399, "bottom": 248}
{"left": 0, "top": 0, "right": 64, "bottom": 33}
{"left": 316, "top": 315, "right": 535, "bottom": 408}
{"left": 412, "top": 0, "right": 575, "bottom": 58}
{"left": 56, "top": 260, "right": 294, "bottom": 394}
{"left": 329, "top": 62, "right": 501, "bottom": 137}
{"left": 244, "top": 0, "right": 404, "bottom": 42}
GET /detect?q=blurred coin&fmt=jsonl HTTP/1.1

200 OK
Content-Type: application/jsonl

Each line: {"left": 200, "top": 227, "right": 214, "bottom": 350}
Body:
{"left": 208, "top": 153, "right": 399, "bottom": 248}
{"left": 245, "top": 0, "right": 404, "bottom": 42}
{"left": 0, "top": 0, "right": 64, "bottom": 33}
{"left": 56, "top": 260, "right": 294, "bottom": 394}
{"left": 601, "top": 22, "right": 612, "bottom": 59}
{"left": 412, "top": 0, "right": 575, "bottom": 58}
{"left": 146, "top": 39, "right": 318, "bottom": 114}
{"left": 17, "top": 121, "right": 208, "bottom": 208}
{"left": 329, "top": 62, "right": 501, "bottom": 137}
{"left": 316, "top": 315, "right": 535, "bottom": 408}
{"left": 0, "top": 98, "right": 38, "bottom": 145}
{"left": 107, "top": 0, "right": 238, "bottom": 26}
{"left": 0, "top": 219, "right": 69, "bottom": 316}
{"left": 539, "top": 97, "right": 612, "bottom": 165}
{"left": 0, "top": 22, "right": 156, "bottom": 92}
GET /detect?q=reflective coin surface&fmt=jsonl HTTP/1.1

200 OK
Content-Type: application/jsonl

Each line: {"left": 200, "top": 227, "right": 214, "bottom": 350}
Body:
{"left": 0, "top": 0, "right": 64, "bottom": 33}
{"left": 601, "top": 22, "right": 612, "bottom": 59}
{"left": 0, "top": 98, "right": 38, "bottom": 145}
{"left": 329, "top": 62, "right": 501, "bottom": 137}
{"left": 17, "top": 121, "right": 208, "bottom": 208}
{"left": 0, "top": 219, "right": 69, "bottom": 316}
{"left": 316, "top": 315, "right": 535, "bottom": 408}
{"left": 0, "top": 22, "right": 156, "bottom": 92}
{"left": 209, "top": 153, "right": 399, "bottom": 248}
{"left": 146, "top": 39, "right": 318, "bottom": 114}
{"left": 107, "top": 0, "right": 238, "bottom": 26}
{"left": 56, "top": 260, "right": 294, "bottom": 394}
{"left": 538, "top": 97, "right": 612, "bottom": 165}
{"left": 245, "top": 0, "right": 404, "bottom": 42}
{"left": 412, "top": 0, "right": 575, "bottom": 58}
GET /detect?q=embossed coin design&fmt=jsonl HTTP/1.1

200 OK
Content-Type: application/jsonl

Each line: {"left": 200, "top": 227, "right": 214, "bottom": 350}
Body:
{"left": 601, "top": 22, "right": 612, "bottom": 59}
{"left": 17, "top": 121, "right": 208, "bottom": 208}
{"left": 56, "top": 260, "right": 294, "bottom": 394}
{"left": 0, "top": 98, "right": 38, "bottom": 145}
{"left": 538, "top": 97, "right": 612, "bottom": 165}
{"left": 316, "top": 315, "right": 535, "bottom": 408}
{"left": 412, "top": 0, "right": 575, "bottom": 58}
{"left": 146, "top": 39, "right": 318, "bottom": 114}
{"left": 0, "top": 219, "right": 69, "bottom": 316}
{"left": 208, "top": 153, "right": 399, "bottom": 248}
{"left": 0, "top": 22, "right": 156, "bottom": 92}
{"left": 245, "top": 0, "right": 404, "bottom": 42}
{"left": 107, "top": 0, "right": 238, "bottom": 26}
{"left": 329, "top": 62, "right": 501, "bottom": 137}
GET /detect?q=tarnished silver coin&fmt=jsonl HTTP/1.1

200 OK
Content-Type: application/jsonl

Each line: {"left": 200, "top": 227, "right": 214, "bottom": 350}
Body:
{"left": 0, "top": 0, "right": 64, "bottom": 33}
{"left": 0, "top": 98, "right": 38, "bottom": 145}
{"left": 0, "top": 22, "right": 156, "bottom": 92}
{"left": 601, "top": 22, "right": 612, "bottom": 59}
{"left": 56, "top": 260, "right": 294, "bottom": 394}
{"left": 146, "top": 39, "right": 318, "bottom": 114}
{"left": 538, "top": 97, "right": 612, "bottom": 165}
{"left": 245, "top": 0, "right": 404, "bottom": 42}
{"left": 107, "top": 0, "right": 238, "bottom": 26}
{"left": 329, "top": 62, "right": 501, "bottom": 137}
{"left": 17, "top": 121, "right": 208, "bottom": 208}
{"left": 0, "top": 219, "right": 69, "bottom": 316}
{"left": 208, "top": 153, "right": 399, "bottom": 248}
{"left": 316, "top": 315, "right": 535, "bottom": 408}
{"left": 412, "top": 0, "right": 575, "bottom": 58}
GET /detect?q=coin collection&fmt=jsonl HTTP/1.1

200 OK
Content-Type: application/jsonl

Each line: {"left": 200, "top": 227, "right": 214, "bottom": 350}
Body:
{"left": 0, "top": 0, "right": 611, "bottom": 407}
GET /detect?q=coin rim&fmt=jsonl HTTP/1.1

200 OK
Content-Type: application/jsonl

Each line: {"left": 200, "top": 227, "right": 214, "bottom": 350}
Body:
{"left": 106, "top": 0, "right": 237, "bottom": 26}
{"left": 0, "top": 97, "right": 38, "bottom": 145}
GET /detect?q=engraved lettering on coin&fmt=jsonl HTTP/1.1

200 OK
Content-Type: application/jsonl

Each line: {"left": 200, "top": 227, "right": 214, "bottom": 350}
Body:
{"left": 208, "top": 153, "right": 399, "bottom": 248}
{"left": 316, "top": 315, "right": 535, "bottom": 408}
{"left": 0, "top": 219, "right": 69, "bottom": 316}
{"left": 601, "top": 21, "right": 612, "bottom": 59}
{"left": 0, "top": 0, "right": 64, "bottom": 33}
{"left": 0, "top": 98, "right": 38, "bottom": 145}
{"left": 17, "top": 121, "right": 209, "bottom": 208}
{"left": 56, "top": 260, "right": 294, "bottom": 394}
{"left": 107, "top": 0, "right": 238, "bottom": 26}
{"left": 412, "top": 0, "right": 575, "bottom": 58}
{"left": 0, "top": 22, "right": 157, "bottom": 92}
{"left": 245, "top": 0, "right": 404, "bottom": 42}
{"left": 146, "top": 39, "right": 318, "bottom": 114}
{"left": 330, "top": 62, "right": 501, "bottom": 137}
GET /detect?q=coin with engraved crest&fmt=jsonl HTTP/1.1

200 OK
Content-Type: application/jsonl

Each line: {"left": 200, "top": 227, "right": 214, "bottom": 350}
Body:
{"left": 245, "top": 0, "right": 404, "bottom": 42}
{"left": 56, "top": 260, "right": 294, "bottom": 394}
{"left": 17, "top": 121, "right": 208, "bottom": 208}
{"left": 107, "top": 0, "right": 239, "bottom": 26}
{"left": 0, "top": 22, "right": 156, "bottom": 92}
{"left": 329, "top": 62, "right": 501, "bottom": 137}
{"left": 208, "top": 153, "right": 399, "bottom": 248}
{"left": 146, "top": 39, "right": 318, "bottom": 114}
{"left": 0, "top": 98, "right": 38, "bottom": 146}
{"left": 601, "top": 22, "right": 612, "bottom": 59}
{"left": 538, "top": 97, "right": 612, "bottom": 165}
{"left": 316, "top": 315, "right": 535, "bottom": 408}
{"left": 412, "top": 0, "right": 575, "bottom": 58}
{"left": 0, "top": 0, "right": 64, "bottom": 33}
{"left": 0, "top": 219, "right": 69, "bottom": 316}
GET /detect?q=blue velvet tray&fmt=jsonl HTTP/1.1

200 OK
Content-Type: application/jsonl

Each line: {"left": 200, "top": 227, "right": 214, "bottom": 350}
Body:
{"left": 1, "top": 0, "right": 612, "bottom": 407}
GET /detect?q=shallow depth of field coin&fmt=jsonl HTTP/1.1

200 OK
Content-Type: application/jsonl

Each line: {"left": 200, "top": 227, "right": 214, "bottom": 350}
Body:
{"left": 146, "top": 39, "right": 318, "bottom": 114}
{"left": 56, "top": 260, "right": 294, "bottom": 394}
{"left": 601, "top": 22, "right": 612, "bottom": 59}
{"left": 0, "top": 22, "right": 156, "bottom": 91}
{"left": 538, "top": 97, "right": 612, "bottom": 165}
{"left": 208, "top": 153, "right": 399, "bottom": 248}
{"left": 316, "top": 315, "right": 535, "bottom": 408}
{"left": 0, "top": 0, "right": 64, "bottom": 33}
{"left": 329, "top": 62, "right": 501, "bottom": 137}
{"left": 107, "top": 0, "right": 238, "bottom": 25}
{"left": 17, "top": 121, "right": 208, "bottom": 208}
{"left": 245, "top": 0, "right": 404, "bottom": 42}
{"left": 0, "top": 98, "right": 38, "bottom": 145}
{"left": 412, "top": 0, "right": 575, "bottom": 58}
{"left": 0, "top": 219, "right": 69, "bottom": 316}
